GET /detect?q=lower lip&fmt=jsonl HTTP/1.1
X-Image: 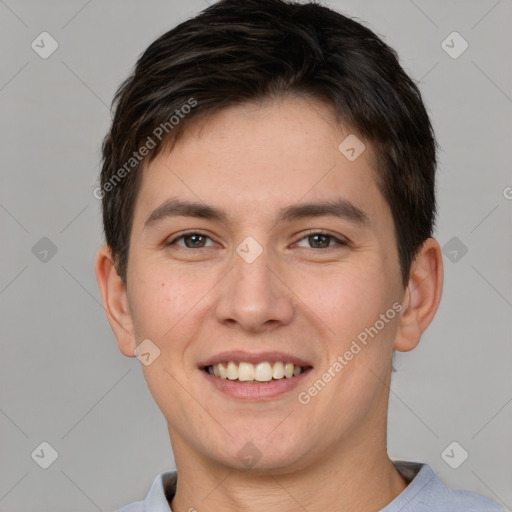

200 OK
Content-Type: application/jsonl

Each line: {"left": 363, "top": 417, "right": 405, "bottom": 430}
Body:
{"left": 201, "top": 368, "right": 312, "bottom": 400}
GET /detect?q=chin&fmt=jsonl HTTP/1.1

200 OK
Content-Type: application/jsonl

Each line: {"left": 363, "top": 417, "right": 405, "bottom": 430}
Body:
{"left": 207, "top": 435, "right": 309, "bottom": 474}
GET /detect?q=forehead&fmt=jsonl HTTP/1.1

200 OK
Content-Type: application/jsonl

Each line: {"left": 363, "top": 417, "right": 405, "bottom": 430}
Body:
{"left": 133, "top": 96, "right": 388, "bottom": 228}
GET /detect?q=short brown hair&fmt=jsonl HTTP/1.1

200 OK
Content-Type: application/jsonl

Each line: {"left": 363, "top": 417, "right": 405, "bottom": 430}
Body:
{"left": 100, "top": 0, "right": 437, "bottom": 285}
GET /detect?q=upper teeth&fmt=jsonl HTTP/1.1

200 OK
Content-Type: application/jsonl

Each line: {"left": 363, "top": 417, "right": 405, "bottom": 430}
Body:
{"left": 207, "top": 361, "right": 303, "bottom": 382}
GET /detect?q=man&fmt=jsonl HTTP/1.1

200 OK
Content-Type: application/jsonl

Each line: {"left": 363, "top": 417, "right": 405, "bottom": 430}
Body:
{"left": 95, "top": 0, "right": 505, "bottom": 510}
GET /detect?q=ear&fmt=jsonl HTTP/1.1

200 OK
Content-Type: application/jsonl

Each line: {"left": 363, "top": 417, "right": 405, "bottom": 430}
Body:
{"left": 95, "top": 245, "right": 137, "bottom": 357}
{"left": 394, "top": 238, "right": 443, "bottom": 352}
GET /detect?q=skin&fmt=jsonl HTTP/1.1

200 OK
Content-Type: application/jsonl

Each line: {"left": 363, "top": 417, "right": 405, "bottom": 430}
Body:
{"left": 96, "top": 95, "right": 443, "bottom": 512}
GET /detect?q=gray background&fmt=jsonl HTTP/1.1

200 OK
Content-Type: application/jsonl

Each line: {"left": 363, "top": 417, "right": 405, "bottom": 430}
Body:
{"left": 1, "top": 0, "right": 511, "bottom": 510}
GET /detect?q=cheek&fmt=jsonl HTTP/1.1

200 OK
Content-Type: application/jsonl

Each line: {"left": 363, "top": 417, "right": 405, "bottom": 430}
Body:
{"left": 294, "top": 260, "right": 391, "bottom": 339}
{"left": 128, "top": 263, "right": 199, "bottom": 342}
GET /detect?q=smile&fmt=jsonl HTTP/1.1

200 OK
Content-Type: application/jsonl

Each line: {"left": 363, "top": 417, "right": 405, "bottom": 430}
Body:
{"left": 199, "top": 351, "right": 313, "bottom": 399}
{"left": 205, "top": 361, "right": 305, "bottom": 383}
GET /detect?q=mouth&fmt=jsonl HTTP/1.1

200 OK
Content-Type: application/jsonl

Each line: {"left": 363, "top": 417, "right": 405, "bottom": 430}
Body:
{"left": 203, "top": 361, "right": 310, "bottom": 383}
{"left": 199, "top": 352, "right": 313, "bottom": 400}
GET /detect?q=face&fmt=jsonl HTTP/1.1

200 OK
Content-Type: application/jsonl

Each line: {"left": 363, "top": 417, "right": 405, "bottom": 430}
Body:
{"left": 121, "top": 96, "right": 407, "bottom": 472}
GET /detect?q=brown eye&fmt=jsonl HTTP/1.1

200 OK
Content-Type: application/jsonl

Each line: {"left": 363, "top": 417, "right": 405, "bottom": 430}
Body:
{"left": 184, "top": 234, "right": 206, "bottom": 247}
{"left": 295, "top": 232, "right": 346, "bottom": 249}
{"left": 308, "top": 234, "right": 332, "bottom": 248}
{"left": 168, "top": 232, "right": 215, "bottom": 248}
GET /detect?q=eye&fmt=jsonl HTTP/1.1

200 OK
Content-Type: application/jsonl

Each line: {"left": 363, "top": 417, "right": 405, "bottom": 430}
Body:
{"left": 166, "top": 231, "right": 346, "bottom": 250}
{"left": 294, "top": 231, "right": 347, "bottom": 249}
{"left": 167, "top": 232, "right": 216, "bottom": 249}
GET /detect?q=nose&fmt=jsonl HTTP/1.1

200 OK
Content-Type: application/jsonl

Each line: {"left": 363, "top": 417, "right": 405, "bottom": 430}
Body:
{"left": 214, "top": 246, "right": 295, "bottom": 333}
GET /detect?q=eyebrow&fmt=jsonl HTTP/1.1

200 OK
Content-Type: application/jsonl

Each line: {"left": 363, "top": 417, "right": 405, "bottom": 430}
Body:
{"left": 143, "top": 197, "right": 369, "bottom": 229}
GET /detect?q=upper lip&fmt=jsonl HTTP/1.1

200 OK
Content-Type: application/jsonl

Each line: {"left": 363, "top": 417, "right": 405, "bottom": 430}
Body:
{"left": 198, "top": 351, "right": 313, "bottom": 369}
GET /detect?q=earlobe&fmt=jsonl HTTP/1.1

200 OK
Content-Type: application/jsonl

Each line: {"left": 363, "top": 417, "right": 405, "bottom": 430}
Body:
{"left": 394, "top": 238, "right": 444, "bottom": 352}
{"left": 94, "top": 245, "right": 137, "bottom": 357}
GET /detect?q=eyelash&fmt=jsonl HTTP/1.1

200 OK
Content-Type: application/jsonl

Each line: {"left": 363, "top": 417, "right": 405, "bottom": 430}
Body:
{"left": 166, "top": 230, "right": 348, "bottom": 250}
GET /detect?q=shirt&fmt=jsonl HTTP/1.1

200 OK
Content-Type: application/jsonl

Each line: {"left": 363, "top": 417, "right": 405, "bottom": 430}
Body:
{"left": 117, "top": 460, "right": 506, "bottom": 511}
